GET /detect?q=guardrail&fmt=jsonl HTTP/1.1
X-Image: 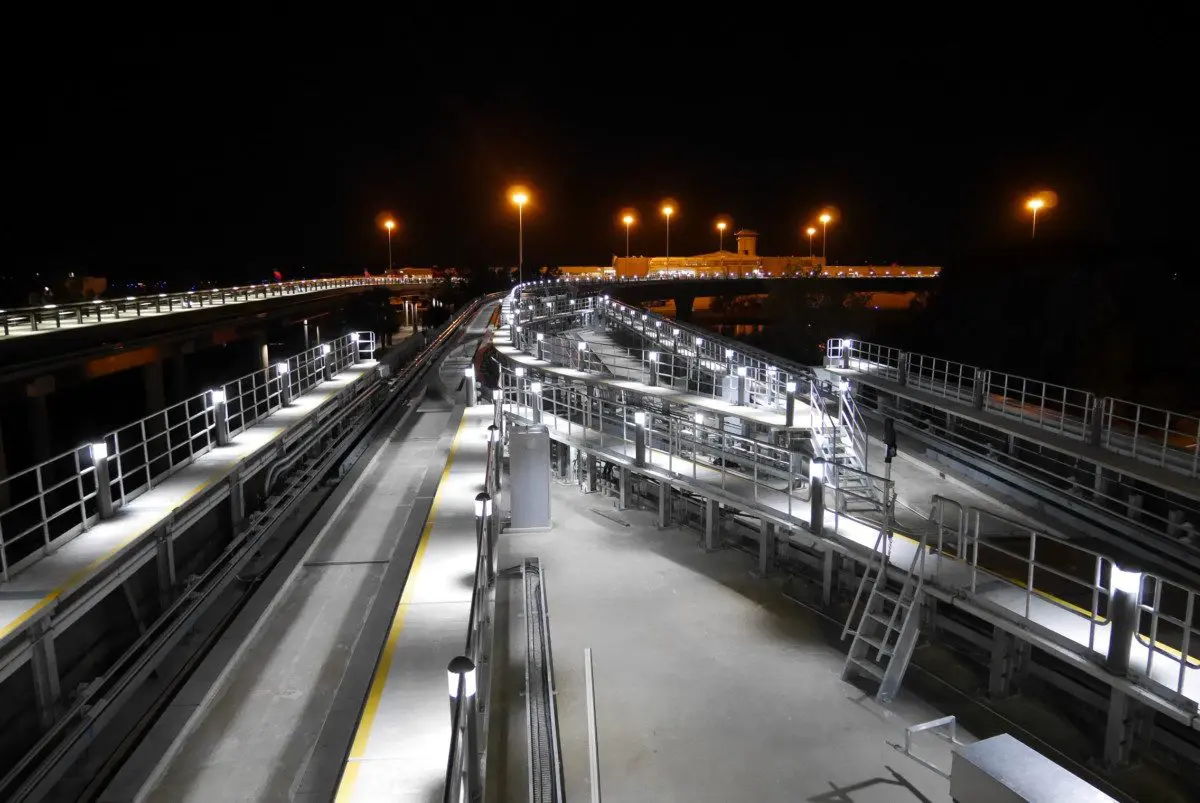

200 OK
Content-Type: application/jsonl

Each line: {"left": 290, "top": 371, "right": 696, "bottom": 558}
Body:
{"left": 0, "top": 331, "right": 376, "bottom": 582}
{"left": 501, "top": 308, "right": 1200, "bottom": 710}
{"left": 0, "top": 275, "right": 439, "bottom": 337}
{"left": 826, "top": 337, "right": 1198, "bottom": 479}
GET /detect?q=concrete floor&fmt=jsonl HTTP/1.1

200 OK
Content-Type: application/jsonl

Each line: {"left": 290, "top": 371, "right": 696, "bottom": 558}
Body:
{"left": 491, "top": 476, "right": 969, "bottom": 803}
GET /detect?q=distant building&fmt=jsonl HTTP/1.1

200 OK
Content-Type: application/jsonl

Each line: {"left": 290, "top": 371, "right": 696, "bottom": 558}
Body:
{"left": 611, "top": 229, "right": 940, "bottom": 279}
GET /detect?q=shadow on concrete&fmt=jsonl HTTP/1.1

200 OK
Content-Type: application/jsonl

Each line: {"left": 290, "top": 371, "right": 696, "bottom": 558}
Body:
{"left": 807, "top": 766, "right": 933, "bottom": 802}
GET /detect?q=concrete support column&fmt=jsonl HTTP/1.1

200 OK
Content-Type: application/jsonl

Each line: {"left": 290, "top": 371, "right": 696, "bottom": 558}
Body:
{"left": 167, "top": 354, "right": 188, "bottom": 403}
{"left": 756, "top": 520, "right": 775, "bottom": 577}
{"left": 1106, "top": 576, "right": 1141, "bottom": 676}
{"left": 821, "top": 549, "right": 838, "bottom": 607}
{"left": 143, "top": 358, "right": 166, "bottom": 414}
{"left": 28, "top": 388, "right": 52, "bottom": 463}
{"left": 584, "top": 452, "right": 598, "bottom": 493}
{"left": 658, "top": 481, "right": 670, "bottom": 528}
{"left": 618, "top": 466, "right": 631, "bottom": 510}
{"left": 30, "top": 620, "right": 62, "bottom": 731}
{"left": 704, "top": 498, "right": 720, "bottom": 551}
{"left": 1103, "top": 688, "right": 1146, "bottom": 768}
{"left": 987, "top": 628, "right": 1028, "bottom": 698}
{"left": 156, "top": 529, "right": 177, "bottom": 611}
{"left": 230, "top": 473, "right": 245, "bottom": 531}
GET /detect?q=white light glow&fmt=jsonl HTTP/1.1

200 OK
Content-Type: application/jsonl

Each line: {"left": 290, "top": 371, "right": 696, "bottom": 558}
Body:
{"left": 537, "top": 332, "right": 545, "bottom": 341}
{"left": 736, "top": 366, "right": 748, "bottom": 377}
{"left": 648, "top": 351, "right": 659, "bottom": 362}
{"left": 464, "top": 366, "right": 475, "bottom": 378}
{"left": 277, "top": 362, "right": 289, "bottom": 374}
{"left": 695, "top": 338, "right": 704, "bottom": 347}
{"left": 725, "top": 349, "right": 734, "bottom": 359}
{"left": 321, "top": 344, "right": 331, "bottom": 355}
{"left": 91, "top": 441, "right": 108, "bottom": 460}
{"left": 447, "top": 667, "right": 477, "bottom": 698}
{"left": 839, "top": 379, "right": 851, "bottom": 393}
{"left": 809, "top": 459, "right": 824, "bottom": 481}
{"left": 530, "top": 381, "right": 543, "bottom": 395}
{"left": 211, "top": 389, "right": 226, "bottom": 404}
{"left": 634, "top": 411, "right": 647, "bottom": 426}
{"left": 1112, "top": 566, "right": 1142, "bottom": 595}
{"left": 694, "top": 412, "right": 704, "bottom": 424}
{"left": 515, "top": 367, "right": 526, "bottom": 377}
{"left": 785, "top": 381, "right": 797, "bottom": 393}
{"left": 577, "top": 341, "right": 587, "bottom": 351}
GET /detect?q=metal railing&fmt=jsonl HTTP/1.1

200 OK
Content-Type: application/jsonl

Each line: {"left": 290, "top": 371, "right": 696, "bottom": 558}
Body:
{"left": 0, "top": 275, "right": 438, "bottom": 337}
{"left": 0, "top": 331, "right": 376, "bottom": 582}
{"left": 827, "top": 337, "right": 1198, "bottom": 479}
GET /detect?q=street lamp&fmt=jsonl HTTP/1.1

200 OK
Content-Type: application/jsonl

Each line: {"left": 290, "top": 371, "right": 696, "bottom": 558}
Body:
{"left": 717, "top": 220, "right": 727, "bottom": 252}
{"left": 622, "top": 214, "right": 634, "bottom": 258}
{"left": 806, "top": 226, "right": 817, "bottom": 258}
{"left": 511, "top": 189, "right": 529, "bottom": 283}
{"left": 819, "top": 213, "right": 832, "bottom": 264}
{"left": 661, "top": 204, "right": 674, "bottom": 257}
{"left": 1026, "top": 196, "right": 1045, "bottom": 239}
{"left": 383, "top": 219, "right": 396, "bottom": 271}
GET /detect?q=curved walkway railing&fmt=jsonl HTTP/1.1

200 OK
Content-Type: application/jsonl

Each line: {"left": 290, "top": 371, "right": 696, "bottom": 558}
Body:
{"left": 0, "top": 275, "right": 438, "bottom": 338}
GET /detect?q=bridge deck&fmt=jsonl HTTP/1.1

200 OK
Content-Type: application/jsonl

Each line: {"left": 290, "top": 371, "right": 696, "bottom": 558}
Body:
{"left": 829, "top": 363, "right": 1200, "bottom": 504}
{"left": 499, "top": 397, "right": 1200, "bottom": 715}
{"left": 0, "top": 361, "right": 379, "bottom": 653}
{"left": 495, "top": 343, "right": 810, "bottom": 431}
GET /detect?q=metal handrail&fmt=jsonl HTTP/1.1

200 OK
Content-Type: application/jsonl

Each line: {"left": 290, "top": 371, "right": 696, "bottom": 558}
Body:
{"left": 0, "top": 276, "right": 443, "bottom": 337}
{"left": 827, "top": 337, "right": 1198, "bottom": 479}
{"left": 0, "top": 331, "right": 375, "bottom": 582}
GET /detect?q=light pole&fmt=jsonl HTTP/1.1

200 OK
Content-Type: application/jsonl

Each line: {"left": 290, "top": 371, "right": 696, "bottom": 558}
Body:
{"left": 662, "top": 204, "right": 674, "bottom": 257}
{"left": 819, "top": 213, "right": 832, "bottom": 264}
{"left": 717, "top": 220, "right": 727, "bottom": 252}
{"left": 384, "top": 219, "right": 395, "bottom": 271}
{"left": 1026, "top": 197, "right": 1045, "bottom": 239}
{"left": 806, "top": 226, "right": 816, "bottom": 258}
{"left": 622, "top": 214, "right": 634, "bottom": 258}
{"left": 511, "top": 190, "right": 529, "bottom": 283}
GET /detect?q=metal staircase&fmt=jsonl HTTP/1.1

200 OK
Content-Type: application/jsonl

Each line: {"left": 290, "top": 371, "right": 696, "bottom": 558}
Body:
{"left": 809, "top": 381, "right": 877, "bottom": 512}
{"left": 840, "top": 526, "right": 927, "bottom": 703}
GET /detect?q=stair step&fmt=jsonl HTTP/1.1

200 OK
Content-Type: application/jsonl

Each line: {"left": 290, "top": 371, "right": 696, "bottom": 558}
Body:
{"left": 866, "top": 611, "right": 903, "bottom": 630}
{"left": 858, "top": 633, "right": 895, "bottom": 657}
{"left": 851, "top": 658, "right": 885, "bottom": 680}
{"left": 875, "top": 588, "right": 911, "bottom": 608}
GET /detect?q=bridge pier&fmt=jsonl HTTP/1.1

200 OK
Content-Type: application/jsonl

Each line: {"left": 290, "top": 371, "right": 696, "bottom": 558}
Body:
{"left": 704, "top": 498, "right": 721, "bottom": 551}
{"left": 674, "top": 294, "right": 695, "bottom": 323}
{"left": 754, "top": 520, "right": 775, "bottom": 577}
{"left": 29, "top": 619, "right": 62, "bottom": 731}
{"left": 658, "top": 481, "right": 671, "bottom": 528}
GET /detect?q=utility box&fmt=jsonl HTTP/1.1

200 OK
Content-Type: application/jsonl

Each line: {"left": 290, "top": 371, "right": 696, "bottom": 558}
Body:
{"left": 509, "top": 424, "right": 551, "bottom": 530}
{"left": 950, "top": 734, "right": 1115, "bottom": 803}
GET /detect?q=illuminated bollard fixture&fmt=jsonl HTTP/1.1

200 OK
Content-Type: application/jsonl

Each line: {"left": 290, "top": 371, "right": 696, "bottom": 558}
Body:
{"left": 277, "top": 362, "right": 292, "bottom": 406}
{"left": 321, "top": 343, "right": 334, "bottom": 381}
{"left": 1106, "top": 567, "right": 1143, "bottom": 677}
{"left": 735, "top": 366, "right": 748, "bottom": 406}
{"left": 464, "top": 366, "right": 477, "bottom": 407}
{"left": 475, "top": 491, "right": 494, "bottom": 584}
{"left": 634, "top": 410, "right": 647, "bottom": 467}
{"left": 647, "top": 351, "right": 659, "bottom": 386}
{"left": 488, "top": 424, "right": 501, "bottom": 492}
{"left": 211, "top": 389, "right": 231, "bottom": 447}
{"left": 530, "top": 381, "right": 543, "bottom": 424}
{"left": 576, "top": 339, "right": 587, "bottom": 369}
{"left": 351, "top": 332, "right": 362, "bottom": 363}
{"left": 446, "top": 655, "right": 483, "bottom": 801}
{"left": 536, "top": 332, "right": 545, "bottom": 361}
{"left": 91, "top": 441, "right": 115, "bottom": 520}
{"left": 809, "top": 457, "right": 825, "bottom": 535}
{"left": 785, "top": 381, "right": 798, "bottom": 427}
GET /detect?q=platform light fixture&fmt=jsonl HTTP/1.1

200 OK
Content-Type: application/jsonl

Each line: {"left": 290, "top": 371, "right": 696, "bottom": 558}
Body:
{"left": 634, "top": 411, "right": 646, "bottom": 426}
{"left": 1111, "top": 566, "right": 1143, "bottom": 595}
{"left": 530, "top": 381, "right": 543, "bottom": 395}
{"left": 91, "top": 441, "right": 108, "bottom": 460}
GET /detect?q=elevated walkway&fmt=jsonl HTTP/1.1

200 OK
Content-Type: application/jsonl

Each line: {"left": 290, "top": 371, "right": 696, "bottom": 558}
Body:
{"left": 0, "top": 354, "right": 380, "bottom": 674}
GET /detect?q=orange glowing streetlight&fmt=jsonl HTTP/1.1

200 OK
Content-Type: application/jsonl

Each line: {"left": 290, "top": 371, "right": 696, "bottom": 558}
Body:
{"left": 661, "top": 204, "right": 674, "bottom": 257}
{"left": 622, "top": 214, "right": 635, "bottom": 258}
{"left": 383, "top": 219, "right": 396, "bottom": 270}
{"left": 1026, "top": 196, "right": 1046, "bottom": 238}
{"left": 806, "top": 226, "right": 817, "bottom": 258}
{"left": 510, "top": 189, "right": 530, "bottom": 282}
{"left": 717, "top": 220, "right": 727, "bottom": 252}
{"left": 818, "top": 213, "right": 833, "bottom": 263}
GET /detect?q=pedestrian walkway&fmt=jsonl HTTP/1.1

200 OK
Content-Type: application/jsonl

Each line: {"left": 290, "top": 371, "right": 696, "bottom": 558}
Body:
{"left": 0, "top": 361, "right": 380, "bottom": 649}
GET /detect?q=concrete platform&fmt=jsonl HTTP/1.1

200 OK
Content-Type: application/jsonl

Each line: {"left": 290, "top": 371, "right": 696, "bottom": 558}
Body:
{"left": 490, "top": 466, "right": 968, "bottom": 802}
{"left": 0, "top": 360, "right": 381, "bottom": 650}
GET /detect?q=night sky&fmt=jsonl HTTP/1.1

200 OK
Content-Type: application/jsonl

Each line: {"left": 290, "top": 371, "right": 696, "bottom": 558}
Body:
{"left": 9, "top": 20, "right": 1191, "bottom": 286}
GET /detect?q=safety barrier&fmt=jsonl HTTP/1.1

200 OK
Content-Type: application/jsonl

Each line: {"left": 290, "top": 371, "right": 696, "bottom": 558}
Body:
{"left": 826, "top": 337, "right": 1197, "bottom": 479}
{"left": 0, "top": 275, "right": 438, "bottom": 337}
{"left": 0, "top": 331, "right": 376, "bottom": 581}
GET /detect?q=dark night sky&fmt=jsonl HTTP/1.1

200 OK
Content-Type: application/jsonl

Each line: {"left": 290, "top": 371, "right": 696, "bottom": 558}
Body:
{"left": 7, "top": 17, "right": 1192, "bottom": 286}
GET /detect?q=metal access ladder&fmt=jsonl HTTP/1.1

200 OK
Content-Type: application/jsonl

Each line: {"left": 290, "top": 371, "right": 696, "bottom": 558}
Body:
{"left": 841, "top": 527, "right": 926, "bottom": 703}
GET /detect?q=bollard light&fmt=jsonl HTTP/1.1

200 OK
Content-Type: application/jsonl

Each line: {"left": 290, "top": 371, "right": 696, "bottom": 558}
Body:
{"left": 447, "top": 656, "right": 478, "bottom": 699}
{"left": 464, "top": 366, "right": 475, "bottom": 378}
{"left": 634, "top": 411, "right": 646, "bottom": 426}
{"left": 809, "top": 457, "right": 824, "bottom": 480}
{"left": 277, "top": 362, "right": 289, "bottom": 374}
{"left": 515, "top": 366, "right": 526, "bottom": 378}
{"left": 321, "top": 343, "right": 331, "bottom": 355}
{"left": 536, "top": 332, "right": 545, "bottom": 341}
{"left": 785, "top": 381, "right": 797, "bottom": 393}
{"left": 577, "top": 341, "right": 587, "bottom": 351}
{"left": 673, "top": 328, "right": 680, "bottom": 337}
{"left": 725, "top": 348, "right": 734, "bottom": 359}
{"left": 91, "top": 441, "right": 108, "bottom": 460}
{"left": 1111, "top": 566, "right": 1143, "bottom": 594}
{"left": 474, "top": 492, "right": 493, "bottom": 518}
{"left": 839, "top": 378, "right": 850, "bottom": 393}
{"left": 530, "top": 381, "right": 543, "bottom": 395}
{"left": 210, "top": 389, "right": 226, "bottom": 405}
{"left": 736, "top": 366, "right": 748, "bottom": 377}
{"left": 695, "top": 337, "right": 703, "bottom": 348}
{"left": 648, "top": 351, "right": 659, "bottom": 362}
{"left": 91, "top": 441, "right": 115, "bottom": 519}
{"left": 488, "top": 424, "right": 499, "bottom": 443}
{"left": 694, "top": 412, "right": 704, "bottom": 425}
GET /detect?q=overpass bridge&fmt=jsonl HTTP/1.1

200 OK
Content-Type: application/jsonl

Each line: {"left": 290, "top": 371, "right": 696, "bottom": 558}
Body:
{"left": 0, "top": 276, "right": 1195, "bottom": 802}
